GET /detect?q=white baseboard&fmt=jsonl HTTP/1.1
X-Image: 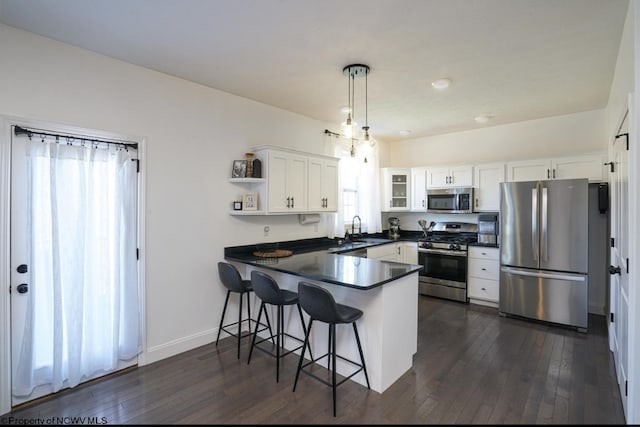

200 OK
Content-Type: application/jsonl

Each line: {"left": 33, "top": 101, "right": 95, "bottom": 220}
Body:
{"left": 138, "top": 328, "right": 218, "bottom": 366}
{"left": 589, "top": 304, "right": 606, "bottom": 316}
{"left": 469, "top": 298, "right": 498, "bottom": 309}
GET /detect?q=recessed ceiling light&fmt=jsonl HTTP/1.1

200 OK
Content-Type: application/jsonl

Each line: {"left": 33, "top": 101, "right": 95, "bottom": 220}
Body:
{"left": 431, "top": 78, "right": 451, "bottom": 90}
{"left": 399, "top": 130, "right": 412, "bottom": 136}
{"left": 474, "top": 115, "right": 492, "bottom": 123}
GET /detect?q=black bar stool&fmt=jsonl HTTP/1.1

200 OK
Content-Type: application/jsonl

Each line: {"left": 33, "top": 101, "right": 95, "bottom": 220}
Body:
{"left": 293, "top": 281, "right": 370, "bottom": 417}
{"left": 247, "top": 270, "right": 312, "bottom": 382}
{"left": 216, "top": 262, "right": 273, "bottom": 359}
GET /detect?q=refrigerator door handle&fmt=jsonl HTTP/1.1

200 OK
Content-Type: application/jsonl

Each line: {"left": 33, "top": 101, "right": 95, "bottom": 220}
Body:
{"left": 501, "top": 267, "right": 586, "bottom": 282}
{"left": 531, "top": 187, "right": 538, "bottom": 261}
{"left": 541, "top": 187, "right": 548, "bottom": 261}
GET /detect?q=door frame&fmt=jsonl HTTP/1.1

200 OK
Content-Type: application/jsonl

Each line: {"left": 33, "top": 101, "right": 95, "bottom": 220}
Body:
{"left": 0, "top": 115, "right": 147, "bottom": 415}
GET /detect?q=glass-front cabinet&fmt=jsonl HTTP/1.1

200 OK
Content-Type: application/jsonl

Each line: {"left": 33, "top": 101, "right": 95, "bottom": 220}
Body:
{"left": 382, "top": 168, "right": 411, "bottom": 211}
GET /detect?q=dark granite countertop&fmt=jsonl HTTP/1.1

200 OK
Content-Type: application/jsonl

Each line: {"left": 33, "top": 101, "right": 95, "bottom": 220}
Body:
{"left": 225, "top": 236, "right": 423, "bottom": 290}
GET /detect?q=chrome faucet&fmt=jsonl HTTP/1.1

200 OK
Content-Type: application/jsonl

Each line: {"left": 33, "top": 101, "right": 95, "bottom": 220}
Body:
{"left": 352, "top": 215, "right": 362, "bottom": 238}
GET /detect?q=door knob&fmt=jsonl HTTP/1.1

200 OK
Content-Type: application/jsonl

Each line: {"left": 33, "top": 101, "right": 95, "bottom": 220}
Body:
{"left": 609, "top": 265, "right": 622, "bottom": 275}
{"left": 17, "top": 283, "right": 29, "bottom": 294}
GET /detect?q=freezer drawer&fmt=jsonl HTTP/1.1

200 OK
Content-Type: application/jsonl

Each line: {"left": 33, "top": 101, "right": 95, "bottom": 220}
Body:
{"left": 499, "top": 266, "right": 588, "bottom": 331}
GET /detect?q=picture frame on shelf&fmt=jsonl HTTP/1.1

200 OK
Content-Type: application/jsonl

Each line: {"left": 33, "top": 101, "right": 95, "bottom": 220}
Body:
{"left": 233, "top": 201, "right": 243, "bottom": 210}
{"left": 243, "top": 192, "right": 258, "bottom": 211}
{"left": 231, "top": 160, "right": 247, "bottom": 178}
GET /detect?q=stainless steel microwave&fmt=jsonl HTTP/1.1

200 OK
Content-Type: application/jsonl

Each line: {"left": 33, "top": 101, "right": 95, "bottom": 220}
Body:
{"left": 426, "top": 187, "right": 474, "bottom": 214}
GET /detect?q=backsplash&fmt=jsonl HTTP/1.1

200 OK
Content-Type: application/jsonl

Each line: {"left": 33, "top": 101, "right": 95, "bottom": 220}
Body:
{"left": 381, "top": 212, "right": 483, "bottom": 231}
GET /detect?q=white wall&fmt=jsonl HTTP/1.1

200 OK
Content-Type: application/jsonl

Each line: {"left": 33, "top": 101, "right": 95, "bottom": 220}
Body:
{"left": 0, "top": 24, "right": 335, "bottom": 365}
{"left": 383, "top": 109, "right": 607, "bottom": 168}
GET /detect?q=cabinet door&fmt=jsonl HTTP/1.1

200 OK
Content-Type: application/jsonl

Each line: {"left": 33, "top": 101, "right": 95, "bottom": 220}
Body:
{"left": 449, "top": 165, "right": 473, "bottom": 187}
{"left": 426, "top": 167, "right": 450, "bottom": 188}
{"left": 410, "top": 167, "right": 427, "bottom": 211}
{"left": 367, "top": 243, "right": 399, "bottom": 261}
{"left": 267, "top": 151, "right": 290, "bottom": 212}
{"left": 322, "top": 159, "right": 339, "bottom": 211}
{"left": 382, "top": 168, "right": 410, "bottom": 211}
{"left": 474, "top": 163, "right": 505, "bottom": 211}
{"left": 402, "top": 242, "right": 418, "bottom": 264}
{"left": 427, "top": 166, "right": 473, "bottom": 188}
{"left": 552, "top": 154, "right": 605, "bottom": 182}
{"left": 287, "top": 154, "right": 307, "bottom": 212}
{"left": 307, "top": 157, "right": 324, "bottom": 211}
{"left": 506, "top": 159, "right": 551, "bottom": 182}
{"left": 267, "top": 151, "right": 307, "bottom": 213}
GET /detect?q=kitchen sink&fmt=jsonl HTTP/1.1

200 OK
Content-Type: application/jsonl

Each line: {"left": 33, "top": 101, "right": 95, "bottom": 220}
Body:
{"left": 326, "top": 237, "right": 392, "bottom": 254}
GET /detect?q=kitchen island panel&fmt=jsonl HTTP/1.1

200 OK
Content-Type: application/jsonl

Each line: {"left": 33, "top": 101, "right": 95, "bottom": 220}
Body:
{"left": 241, "top": 264, "right": 418, "bottom": 394}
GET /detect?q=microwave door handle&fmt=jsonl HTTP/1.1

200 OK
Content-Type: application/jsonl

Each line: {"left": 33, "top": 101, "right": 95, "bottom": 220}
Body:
{"left": 531, "top": 187, "right": 538, "bottom": 261}
{"left": 541, "top": 186, "right": 548, "bottom": 262}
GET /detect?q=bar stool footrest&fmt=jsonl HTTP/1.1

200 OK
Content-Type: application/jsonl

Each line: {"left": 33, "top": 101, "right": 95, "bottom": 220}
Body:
{"left": 299, "top": 352, "right": 366, "bottom": 388}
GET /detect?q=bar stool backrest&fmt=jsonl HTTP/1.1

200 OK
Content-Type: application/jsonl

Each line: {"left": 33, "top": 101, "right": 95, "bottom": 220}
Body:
{"left": 298, "top": 281, "right": 341, "bottom": 324}
{"left": 218, "top": 262, "right": 249, "bottom": 293}
{"left": 251, "top": 270, "right": 284, "bottom": 305}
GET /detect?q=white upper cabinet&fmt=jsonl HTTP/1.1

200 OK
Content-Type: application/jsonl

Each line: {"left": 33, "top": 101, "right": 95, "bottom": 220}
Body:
{"left": 266, "top": 150, "right": 308, "bottom": 213}
{"left": 410, "top": 167, "right": 427, "bottom": 211}
{"left": 552, "top": 154, "right": 606, "bottom": 182}
{"left": 426, "top": 165, "right": 473, "bottom": 188}
{"left": 506, "top": 153, "right": 606, "bottom": 182}
{"left": 308, "top": 157, "right": 339, "bottom": 212}
{"left": 246, "top": 146, "right": 339, "bottom": 215}
{"left": 381, "top": 168, "right": 411, "bottom": 211}
{"left": 473, "top": 162, "right": 505, "bottom": 212}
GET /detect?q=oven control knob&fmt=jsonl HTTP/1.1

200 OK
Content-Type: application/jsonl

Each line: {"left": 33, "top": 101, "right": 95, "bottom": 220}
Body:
{"left": 449, "top": 243, "right": 460, "bottom": 251}
{"left": 425, "top": 242, "right": 433, "bottom": 249}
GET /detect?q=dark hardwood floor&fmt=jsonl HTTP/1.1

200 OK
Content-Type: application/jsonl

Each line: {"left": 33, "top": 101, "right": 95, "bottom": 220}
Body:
{"left": 2, "top": 296, "right": 626, "bottom": 424}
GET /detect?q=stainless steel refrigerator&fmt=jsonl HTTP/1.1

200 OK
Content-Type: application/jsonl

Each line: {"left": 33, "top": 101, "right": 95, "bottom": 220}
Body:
{"left": 499, "top": 178, "right": 589, "bottom": 332}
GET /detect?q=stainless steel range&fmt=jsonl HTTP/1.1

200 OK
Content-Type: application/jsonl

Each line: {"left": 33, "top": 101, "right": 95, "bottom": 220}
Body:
{"left": 417, "top": 222, "right": 478, "bottom": 302}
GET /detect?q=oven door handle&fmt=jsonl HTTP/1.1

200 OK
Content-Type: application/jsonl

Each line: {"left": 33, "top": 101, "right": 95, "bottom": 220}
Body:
{"left": 418, "top": 248, "right": 467, "bottom": 257}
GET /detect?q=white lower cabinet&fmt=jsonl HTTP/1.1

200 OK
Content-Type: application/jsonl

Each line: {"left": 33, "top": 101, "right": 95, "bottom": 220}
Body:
{"left": 467, "top": 246, "right": 499, "bottom": 307}
{"left": 367, "top": 242, "right": 417, "bottom": 263}
{"left": 367, "top": 243, "right": 401, "bottom": 261}
{"left": 401, "top": 242, "right": 418, "bottom": 264}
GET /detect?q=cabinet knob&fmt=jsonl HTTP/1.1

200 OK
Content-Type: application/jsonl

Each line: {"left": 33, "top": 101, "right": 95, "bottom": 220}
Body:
{"left": 475, "top": 198, "right": 479, "bottom": 207}
{"left": 481, "top": 268, "right": 487, "bottom": 271}
{"left": 481, "top": 287, "right": 486, "bottom": 291}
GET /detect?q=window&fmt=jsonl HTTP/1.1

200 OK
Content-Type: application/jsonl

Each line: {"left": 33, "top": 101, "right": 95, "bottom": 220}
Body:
{"left": 341, "top": 155, "right": 360, "bottom": 231}
{"left": 331, "top": 136, "right": 381, "bottom": 237}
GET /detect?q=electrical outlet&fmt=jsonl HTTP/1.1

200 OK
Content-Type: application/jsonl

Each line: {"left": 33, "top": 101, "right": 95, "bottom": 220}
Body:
{"left": 264, "top": 225, "right": 270, "bottom": 236}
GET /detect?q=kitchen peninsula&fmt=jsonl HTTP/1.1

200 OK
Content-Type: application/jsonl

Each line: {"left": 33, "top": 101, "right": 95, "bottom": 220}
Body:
{"left": 224, "top": 238, "right": 422, "bottom": 393}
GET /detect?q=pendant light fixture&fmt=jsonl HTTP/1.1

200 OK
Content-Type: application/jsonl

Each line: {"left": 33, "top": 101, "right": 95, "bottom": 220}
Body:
{"left": 341, "top": 64, "right": 371, "bottom": 152}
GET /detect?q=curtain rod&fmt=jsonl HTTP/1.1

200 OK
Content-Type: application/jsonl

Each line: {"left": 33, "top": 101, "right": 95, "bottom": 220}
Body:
{"left": 14, "top": 125, "right": 138, "bottom": 149}
{"left": 324, "top": 128, "right": 360, "bottom": 142}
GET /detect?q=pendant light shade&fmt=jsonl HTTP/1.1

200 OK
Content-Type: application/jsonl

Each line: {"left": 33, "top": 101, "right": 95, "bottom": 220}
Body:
{"left": 341, "top": 64, "right": 371, "bottom": 149}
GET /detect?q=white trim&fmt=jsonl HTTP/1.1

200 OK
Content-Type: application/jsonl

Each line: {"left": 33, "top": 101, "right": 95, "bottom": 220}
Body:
{"left": 0, "top": 117, "right": 12, "bottom": 416}
{"left": 140, "top": 328, "right": 218, "bottom": 366}
{"left": 0, "top": 115, "right": 147, "bottom": 414}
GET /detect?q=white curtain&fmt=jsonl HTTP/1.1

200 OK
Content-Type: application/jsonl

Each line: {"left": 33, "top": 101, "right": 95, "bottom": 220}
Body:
{"left": 12, "top": 139, "right": 140, "bottom": 396}
{"left": 331, "top": 136, "right": 382, "bottom": 237}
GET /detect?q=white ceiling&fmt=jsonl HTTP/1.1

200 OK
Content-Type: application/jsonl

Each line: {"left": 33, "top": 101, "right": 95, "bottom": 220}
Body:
{"left": 0, "top": 0, "right": 630, "bottom": 142}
